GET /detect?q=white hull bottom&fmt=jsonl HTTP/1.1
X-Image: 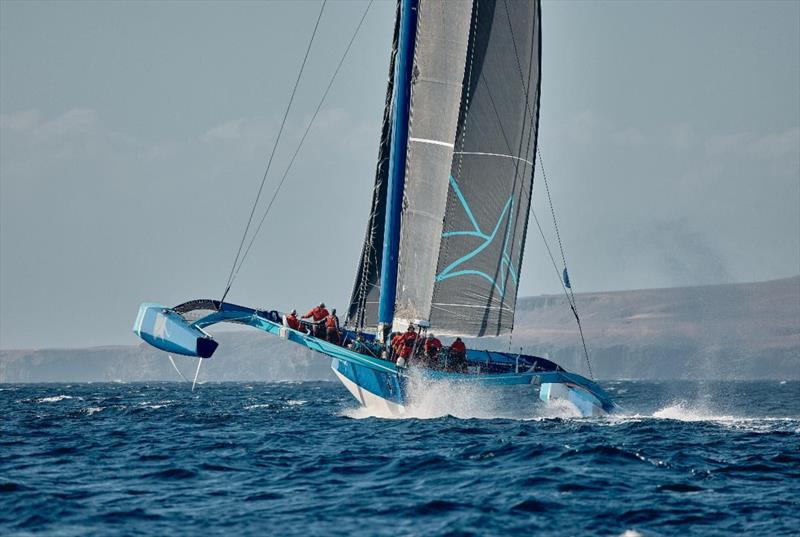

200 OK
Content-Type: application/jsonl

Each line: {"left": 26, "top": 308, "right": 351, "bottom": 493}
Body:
{"left": 333, "top": 369, "right": 406, "bottom": 416}
{"left": 334, "top": 371, "right": 608, "bottom": 418}
{"left": 540, "top": 382, "right": 606, "bottom": 417}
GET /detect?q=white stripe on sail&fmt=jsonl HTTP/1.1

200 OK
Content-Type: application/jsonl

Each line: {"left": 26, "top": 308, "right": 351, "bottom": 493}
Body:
{"left": 409, "top": 137, "right": 455, "bottom": 148}
{"left": 453, "top": 151, "right": 533, "bottom": 166}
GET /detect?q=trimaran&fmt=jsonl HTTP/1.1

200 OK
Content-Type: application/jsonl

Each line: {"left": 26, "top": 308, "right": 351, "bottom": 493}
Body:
{"left": 133, "top": 0, "right": 617, "bottom": 417}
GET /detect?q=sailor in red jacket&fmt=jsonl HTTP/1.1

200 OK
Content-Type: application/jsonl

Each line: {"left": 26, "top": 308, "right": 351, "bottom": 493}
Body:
{"left": 325, "top": 309, "right": 340, "bottom": 345}
{"left": 449, "top": 337, "right": 467, "bottom": 372}
{"left": 302, "top": 302, "right": 329, "bottom": 338}
{"left": 398, "top": 326, "right": 417, "bottom": 361}
{"left": 283, "top": 309, "right": 302, "bottom": 331}
{"left": 389, "top": 332, "right": 404, "bottom": 361}
{"left": 423, "top": 333, "right": 442, "bottom": 366}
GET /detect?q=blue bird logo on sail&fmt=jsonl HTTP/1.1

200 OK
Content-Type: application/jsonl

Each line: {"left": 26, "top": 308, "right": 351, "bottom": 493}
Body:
{"left": 435, "top": 175, "right": 519, "bottom": 297}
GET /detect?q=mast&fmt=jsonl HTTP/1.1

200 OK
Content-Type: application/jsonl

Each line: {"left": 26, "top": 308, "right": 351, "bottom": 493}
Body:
{"left": 377, "top": 0, "right": 418, "bottom": 339}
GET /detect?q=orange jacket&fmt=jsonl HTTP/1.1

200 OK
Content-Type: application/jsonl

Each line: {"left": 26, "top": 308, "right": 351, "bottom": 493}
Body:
{"left": 403, "top": 331, "right": 417, "bottom": 347}
{"left": 302, "top": 306, "right": 329, "bottom": 322}
{"left": 325, "top": 314, "right": 339, "bottom": 330}
{"left": 390, "top": 333, "right": 404, "bottom": 351}
{"left": 424, "top": 338, "right": 442, "bottom": 354}
{"left": 450, "top": 339, "right": 466, "bottom": 355}
{"left": 399, "top": 331, "right": 417, "bottom": 358}
{"left": 285, "top": 313, "right": 301, "bottom": 330}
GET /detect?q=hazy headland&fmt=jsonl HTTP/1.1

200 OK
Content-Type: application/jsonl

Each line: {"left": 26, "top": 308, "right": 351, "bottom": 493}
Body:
{"left": 1, "top": 277, "right": 797, "bottom": 383}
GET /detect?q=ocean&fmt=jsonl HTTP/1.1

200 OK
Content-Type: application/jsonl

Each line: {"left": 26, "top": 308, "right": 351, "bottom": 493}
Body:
{"left": 1, "top": 380, "right": 798, "bottom": 536}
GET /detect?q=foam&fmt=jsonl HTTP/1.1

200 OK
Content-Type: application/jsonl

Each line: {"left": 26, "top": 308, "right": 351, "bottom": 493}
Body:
{"left": 651, "top": 401, "right": 738, "bottom": 422}
{"left": 341, "top": 373, "right": 583, "bottom": 421}
{"left": 37, "top": 395, "right": 73, "bottom": 403}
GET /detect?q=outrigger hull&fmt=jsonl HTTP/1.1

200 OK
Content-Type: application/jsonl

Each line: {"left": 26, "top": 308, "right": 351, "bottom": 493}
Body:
{"left": 132, "top": 301, "right": 617, "bottom": 417}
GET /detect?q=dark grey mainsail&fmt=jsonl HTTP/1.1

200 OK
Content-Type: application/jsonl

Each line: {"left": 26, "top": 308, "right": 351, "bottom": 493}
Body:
{"left": 349, "top": 0, "right": 542, "bottom": 337}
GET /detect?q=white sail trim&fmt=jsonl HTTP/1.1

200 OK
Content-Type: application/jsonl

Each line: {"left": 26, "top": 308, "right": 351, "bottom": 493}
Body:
{"left": 453, "top": 151, "right": 534, "bottom": 166}
{"left": 409, "top": 137, "right": 455, "bottom": 148}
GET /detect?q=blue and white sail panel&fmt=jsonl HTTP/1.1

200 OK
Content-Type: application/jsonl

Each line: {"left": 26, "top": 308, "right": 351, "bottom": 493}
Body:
{"left": 430, "top": 0, "right": 542, "bottom": 336}
{"left": 394, "top": 0, "right": 473, "bottom": 328}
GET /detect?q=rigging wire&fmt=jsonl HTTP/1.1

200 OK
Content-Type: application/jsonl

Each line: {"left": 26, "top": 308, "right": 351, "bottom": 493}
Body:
{"left": 534, "top": 148, "right": 594, "bottom": 380}
{"left": 221, "top": 0, "right": 328, "bottom": 304}
{"left": 499, "top": 0, "right": 595, "bottom": 379}
{"left": 229, "top": 0, "right": 375, "bottom": 287}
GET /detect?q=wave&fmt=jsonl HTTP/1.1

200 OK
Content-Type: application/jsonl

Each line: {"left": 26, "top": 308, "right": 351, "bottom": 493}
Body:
{"left": 342, "top": 390, "right": 799, "bottom": 428}
{"left": 650, "top": 401, "right": 740, "bottom": 422}
{"left": 36, "top": 395, "right": 74, "bottom": 403}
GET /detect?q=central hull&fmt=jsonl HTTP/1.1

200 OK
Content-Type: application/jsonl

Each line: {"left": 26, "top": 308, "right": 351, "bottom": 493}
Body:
{"left": 331, "top": 356, "right": 613, "bottom": 417}
{"left": 332, "top": 360, "right": 406, "bottom": 415}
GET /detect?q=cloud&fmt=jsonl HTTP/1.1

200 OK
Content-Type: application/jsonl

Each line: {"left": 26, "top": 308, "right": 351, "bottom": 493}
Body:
{"left": 200, "top": 118, "right": 246, "bottom": 143}
{"left": 749, "top": 127, "right": 800, "bottom": 160}
{"left": 2, "top": 108, "right": 103, "bottom": 139}
{"left": 705, "top": 127, "right": 800, "bottom": 160}
{"left": 611, "top": 127, "right": 645, "bottom": 146}
{"left": 0, "top": 108, "right": 139, "bottom": 165}
{"left": 198, "top": 107, "right": 375, "bottom": 161}
{"left": 665, "top": 122, "right": 696, "bottom": 151}
{"left": 623, "top": 218, "right": 732, "bottom": 287}
{"left": 0, "top": 109, "right": 43, "bottom": 131}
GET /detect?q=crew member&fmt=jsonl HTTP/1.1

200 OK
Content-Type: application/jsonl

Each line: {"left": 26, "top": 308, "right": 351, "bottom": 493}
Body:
{"left": 350, "top": 334, "right": 367, "bottom": 355}
{"left": 449, "top": 337, "right": 467, "bottom": 372}
{"left": 283, "top": 309, "right": 302, "bottom": 331}
{"left": 389, "top": 331, "right": 404, "bottom": 361}
{"left": 398, "top": 326, "right": 417, "bottom": 365}
{"left": 325, "top": 308, "right": 340, "bottom": 345}
{"left": 423, "top": 333, "right": 442, "bottom": 367}
{"left": 302, "top": 302, "right": 329, "bottom": 338}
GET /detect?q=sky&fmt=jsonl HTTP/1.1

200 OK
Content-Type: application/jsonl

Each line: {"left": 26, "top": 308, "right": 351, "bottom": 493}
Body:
{"left": 1, "top": 0, "right": 798, "bottom": 349}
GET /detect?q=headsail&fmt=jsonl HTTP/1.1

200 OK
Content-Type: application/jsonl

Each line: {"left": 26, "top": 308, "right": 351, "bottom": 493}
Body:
{"left": 349, "top": 0, "right": 542, "bottom": 337}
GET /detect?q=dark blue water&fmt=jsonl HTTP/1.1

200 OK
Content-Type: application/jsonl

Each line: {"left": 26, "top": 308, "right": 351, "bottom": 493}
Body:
{"left": 1, "top": 380, "right": 798, "bottom": 536}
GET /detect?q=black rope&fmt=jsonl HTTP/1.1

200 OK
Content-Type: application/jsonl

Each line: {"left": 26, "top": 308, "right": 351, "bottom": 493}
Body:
{"left": 229, "top": 0, "right": 375, "bottom": 289}
{"left": 220, "top": 0, "right": 328, "bottom": 304}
